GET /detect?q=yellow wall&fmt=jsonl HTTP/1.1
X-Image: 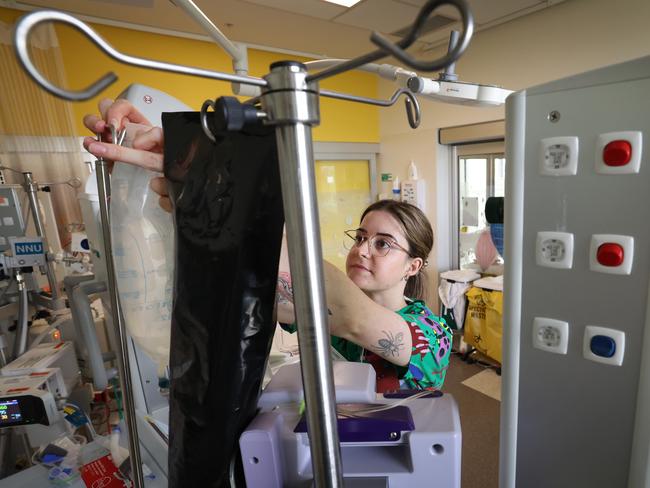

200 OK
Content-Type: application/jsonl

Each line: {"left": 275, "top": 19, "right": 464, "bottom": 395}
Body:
{"left": 315, "top": 160, "right": 371, "bottom": 271}
{"left": 0, "top": 7, "right": 378, "bottom": 142}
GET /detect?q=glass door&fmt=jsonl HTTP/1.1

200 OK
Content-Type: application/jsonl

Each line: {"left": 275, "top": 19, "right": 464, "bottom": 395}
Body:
{"left": 457, "top": 151, "right": 505, "bottom": 270}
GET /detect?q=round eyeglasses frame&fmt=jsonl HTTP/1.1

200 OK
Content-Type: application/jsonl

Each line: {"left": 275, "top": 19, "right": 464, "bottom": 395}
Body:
{"left": 344, "top": 229, "right": 413, "bottom": 258}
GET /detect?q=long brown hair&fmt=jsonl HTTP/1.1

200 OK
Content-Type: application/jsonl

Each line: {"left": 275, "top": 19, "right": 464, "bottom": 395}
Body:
{"left": 360, "top": 199, "right": 434, "bottom": 301}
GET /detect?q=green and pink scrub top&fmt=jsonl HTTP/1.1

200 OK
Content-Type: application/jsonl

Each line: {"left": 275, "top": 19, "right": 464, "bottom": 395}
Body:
{"left": 282, "top": 298, "right": 453, "bottom": 392}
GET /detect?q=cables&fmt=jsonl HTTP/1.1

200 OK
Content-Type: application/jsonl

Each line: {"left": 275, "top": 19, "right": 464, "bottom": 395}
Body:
{"left": 337, "top": 390, "right": 435, "bottom": 417}
{"left": 63, "top": 402, "right": 98, "bottom": 440}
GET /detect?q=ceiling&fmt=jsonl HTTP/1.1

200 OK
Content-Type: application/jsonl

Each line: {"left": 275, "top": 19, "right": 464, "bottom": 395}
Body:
{"left": 6, "top": 0, "right": 568, "bottom": 58}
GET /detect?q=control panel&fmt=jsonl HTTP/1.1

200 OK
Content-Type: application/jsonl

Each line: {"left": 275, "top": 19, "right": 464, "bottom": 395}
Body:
{"left": 504, "top": 56, "right": 650, "bottom": 488}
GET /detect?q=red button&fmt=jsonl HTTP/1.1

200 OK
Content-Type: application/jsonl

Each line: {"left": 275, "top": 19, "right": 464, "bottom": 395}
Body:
{"left": 597, "top": 243, "right": 625, "bottom": 267}
{"left": 603, "top": 140, "right": 632, "bottom": 166}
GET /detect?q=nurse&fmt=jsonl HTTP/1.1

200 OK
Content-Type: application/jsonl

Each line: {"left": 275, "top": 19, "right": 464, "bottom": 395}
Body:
{"left": 83, "top": 99, "right": 452, "bottom": 392}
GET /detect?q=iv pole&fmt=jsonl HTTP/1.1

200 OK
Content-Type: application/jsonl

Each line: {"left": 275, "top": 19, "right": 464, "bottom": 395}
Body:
{"left": 12, "top": 2, "right": 474, "bottom": 486}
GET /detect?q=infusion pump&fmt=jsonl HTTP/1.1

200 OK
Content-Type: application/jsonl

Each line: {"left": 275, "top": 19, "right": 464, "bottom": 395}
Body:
{"left": 0, "top": 342, "right": 78, "bottom": 429}
{"left": 0, "top": 368, "right": 65, "bottom": 427}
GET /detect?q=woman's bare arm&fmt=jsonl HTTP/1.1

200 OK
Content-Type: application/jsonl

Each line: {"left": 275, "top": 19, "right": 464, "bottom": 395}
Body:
{"left": 276, "top": 237, "right": 412, "bottom": 367}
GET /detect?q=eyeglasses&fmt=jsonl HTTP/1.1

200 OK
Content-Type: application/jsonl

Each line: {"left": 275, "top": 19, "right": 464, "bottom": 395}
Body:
{"left": 344, "top": 230, "right": 412, "bottom": 257}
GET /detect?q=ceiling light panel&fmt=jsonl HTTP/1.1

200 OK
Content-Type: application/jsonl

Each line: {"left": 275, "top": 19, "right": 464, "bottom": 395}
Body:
{"left": 323, "top": 0, "right": 363, "bottom": 7}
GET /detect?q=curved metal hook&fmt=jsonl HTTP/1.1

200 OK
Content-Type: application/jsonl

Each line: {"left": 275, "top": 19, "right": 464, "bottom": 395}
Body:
{"left": 319, "top": 88, "right": 421, "bottom": 129}
{"left": 403, "top": 93, "right": 421, "bottom": 129}
{"left": 13, "top": 10, "right": 267, "bottom": 102}
{"left": 200, "top": 100, "right": 218, "bottom": 143}
{"left": 370, "top": 0, "right": 473, "bottom": 72}
{"left": 14, "top": 11, "right": 118, "bottom": 101}
{"left": 385, "top": 89, "right": 421, "bottom": 129}
{"left": 307, "top": 0, "right": 474, "bottom": 83}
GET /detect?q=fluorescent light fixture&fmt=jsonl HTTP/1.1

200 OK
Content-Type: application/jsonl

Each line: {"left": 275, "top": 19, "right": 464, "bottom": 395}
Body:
{"left": 322, "top": 0, "right": 362, "bottom": 7}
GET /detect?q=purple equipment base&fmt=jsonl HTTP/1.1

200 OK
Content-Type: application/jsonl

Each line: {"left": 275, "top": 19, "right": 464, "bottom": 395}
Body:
{"left": 294, "top": 404, "right": 415, "bottom": 443}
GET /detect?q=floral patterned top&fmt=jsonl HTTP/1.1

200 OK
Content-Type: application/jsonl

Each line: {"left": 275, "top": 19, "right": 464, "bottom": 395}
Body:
{"left": 282, "top": 299, "right": 453, "bottom": 392}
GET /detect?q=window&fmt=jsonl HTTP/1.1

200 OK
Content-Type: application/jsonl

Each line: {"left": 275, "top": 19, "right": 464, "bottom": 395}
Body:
{"left": 457, "top": 152, "right": 505, "bottom": 270}
{"left": 436, "top": 121, "right": 506, "bottom": 274}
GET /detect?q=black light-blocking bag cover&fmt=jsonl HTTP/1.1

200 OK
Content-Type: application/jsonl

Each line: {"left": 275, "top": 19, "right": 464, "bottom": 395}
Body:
{"left": 162, "top": 111, "right": 284, "bottom": 487}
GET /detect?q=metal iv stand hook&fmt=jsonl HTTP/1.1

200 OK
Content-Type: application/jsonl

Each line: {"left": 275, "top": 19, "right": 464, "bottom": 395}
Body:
{"left": 306, "top": 0, "right": 474, "bottom": 83}
{"left": 200, "top": 86, "right": 420, "bottom": 142}
{"left": 12, "top": 10, "right": 268, "bottom": 102}
{"left": 320, "top": 88, "right": 421, "bottom": 128}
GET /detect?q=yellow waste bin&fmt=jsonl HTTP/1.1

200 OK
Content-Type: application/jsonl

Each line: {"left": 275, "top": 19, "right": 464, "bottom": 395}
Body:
{"left": 463, "top": 276, "right": 503, "bottom": 363}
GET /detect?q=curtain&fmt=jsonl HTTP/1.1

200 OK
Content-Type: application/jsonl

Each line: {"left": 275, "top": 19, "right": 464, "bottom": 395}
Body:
{"left": 0, "top": 19, "right": 90, "bottom": 247}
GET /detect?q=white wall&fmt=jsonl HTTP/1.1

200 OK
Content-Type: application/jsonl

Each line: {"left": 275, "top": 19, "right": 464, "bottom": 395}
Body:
{"left": 378, "top": 0, "right": 650, "bottom": 307}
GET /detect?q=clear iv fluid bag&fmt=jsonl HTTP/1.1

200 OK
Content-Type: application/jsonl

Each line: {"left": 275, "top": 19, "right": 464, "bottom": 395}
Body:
{"left": 109, "top": 161, "right": 174, "bottom": 373}
{"left": 106, "top": 84, "right": 190, "bottom": 374}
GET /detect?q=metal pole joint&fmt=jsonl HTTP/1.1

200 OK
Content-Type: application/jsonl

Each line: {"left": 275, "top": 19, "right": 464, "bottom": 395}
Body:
{"left": 262, "top": 62, "right": 320, "bottom": 126}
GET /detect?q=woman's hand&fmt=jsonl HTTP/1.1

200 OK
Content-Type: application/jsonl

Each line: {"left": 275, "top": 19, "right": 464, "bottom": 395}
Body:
{"left": 82, "top": 98, "right": 164, "bottom": 172}
{"left": 149, "top": 176, "right": 173, "bottom": 213}
{"left": 82, "top": 98, "right": 171, "bottom": 211}
{"left": 83, "top": 98, "right": 151, "bottom": 140}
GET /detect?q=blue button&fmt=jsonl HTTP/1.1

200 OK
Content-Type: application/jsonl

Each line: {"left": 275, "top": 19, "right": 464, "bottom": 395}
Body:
{"left": 590, "top": 335, "right": 616, "bottom": 358}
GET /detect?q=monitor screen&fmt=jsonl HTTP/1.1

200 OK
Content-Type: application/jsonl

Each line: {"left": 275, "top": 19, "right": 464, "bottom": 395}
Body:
{"left": 0, "top": 399, "right": 22, "bottom": 424}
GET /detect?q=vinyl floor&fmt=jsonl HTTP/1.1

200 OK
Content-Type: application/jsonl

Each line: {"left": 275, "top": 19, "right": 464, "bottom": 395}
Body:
{"left": 443, "top": 352, "right": 501, "bottom": 488}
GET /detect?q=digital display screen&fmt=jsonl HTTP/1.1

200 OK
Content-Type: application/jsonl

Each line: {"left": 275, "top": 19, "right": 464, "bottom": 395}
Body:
{"left": 0, "top": 399, "right": 22, "bottom": 424}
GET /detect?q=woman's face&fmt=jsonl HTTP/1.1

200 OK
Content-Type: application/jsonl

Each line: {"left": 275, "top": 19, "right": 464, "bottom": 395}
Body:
{"left": 345, "top": 210, "right": 414, "bottom": 294}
